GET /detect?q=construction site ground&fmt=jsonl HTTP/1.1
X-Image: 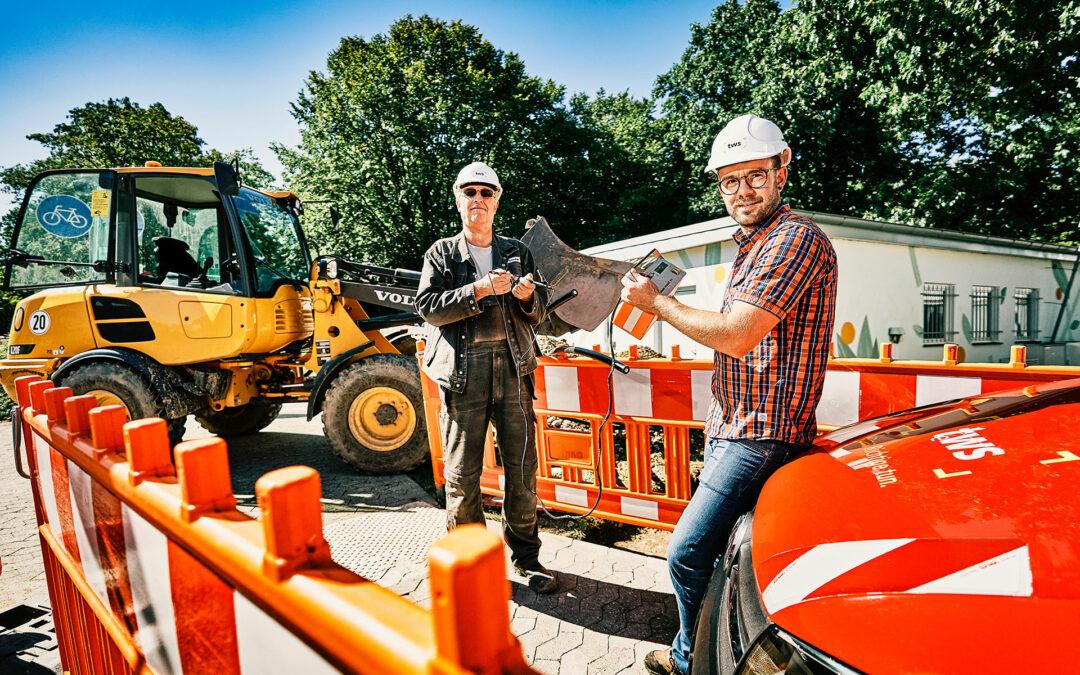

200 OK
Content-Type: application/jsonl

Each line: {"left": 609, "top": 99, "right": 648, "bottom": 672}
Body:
{"left": 0, "top": 402, "right": 678, "bottom": 674}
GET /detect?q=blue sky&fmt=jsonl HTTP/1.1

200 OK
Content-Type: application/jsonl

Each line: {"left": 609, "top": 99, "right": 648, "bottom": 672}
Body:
{"left": 0, "top": 0, "right": 721, "bottom": 199}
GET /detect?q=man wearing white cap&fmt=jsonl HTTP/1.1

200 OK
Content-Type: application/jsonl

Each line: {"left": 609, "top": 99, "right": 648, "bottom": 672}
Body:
{"left": 623, "top": 115, "right": 837, "bottom": 674}
{"left": 415, "top": 162, "right": 558, "bottom": 594}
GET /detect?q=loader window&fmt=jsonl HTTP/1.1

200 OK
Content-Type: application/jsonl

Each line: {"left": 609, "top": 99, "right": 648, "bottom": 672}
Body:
{"left": 233, "top": 188, "right": 308, "bottom": 294}
{"left": 7, "top": 172, "right": 112, "bottom": 288}
{"left": 135, "top": 192, "right": 236, "bottom": 293}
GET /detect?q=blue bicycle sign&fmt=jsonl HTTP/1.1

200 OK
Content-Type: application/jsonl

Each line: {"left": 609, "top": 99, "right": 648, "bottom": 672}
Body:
{"left": 36, "top": 195, "right": 93, "bottom": 238}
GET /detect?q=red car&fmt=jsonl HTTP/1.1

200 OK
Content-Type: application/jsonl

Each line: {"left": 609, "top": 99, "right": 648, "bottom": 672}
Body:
{"left": 692, "top": 378, "right": 1080, "bottom": 673}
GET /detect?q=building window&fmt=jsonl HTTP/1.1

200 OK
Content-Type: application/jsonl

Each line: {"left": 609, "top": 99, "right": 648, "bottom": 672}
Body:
{"left": 969, "top": 285, "right": 1001, "bottom": 343}
{"left": 922, "top": 282, "right": 956, "bottom": 344}
{"left": 1014, "top": 288, "right": 1040, "bottom": 341}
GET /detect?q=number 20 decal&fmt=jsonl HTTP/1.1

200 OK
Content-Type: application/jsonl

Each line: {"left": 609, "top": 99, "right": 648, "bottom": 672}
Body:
{"left": 29, "top": 310, "right": 51, "bottom": 335}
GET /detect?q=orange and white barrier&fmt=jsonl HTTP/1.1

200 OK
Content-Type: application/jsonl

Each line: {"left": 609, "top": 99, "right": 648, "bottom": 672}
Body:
{"left": 421, "top": 343, "right": 1080, "bottom": 531}
{"left": 14, "top": 375, "right": 534, "bottom": 675}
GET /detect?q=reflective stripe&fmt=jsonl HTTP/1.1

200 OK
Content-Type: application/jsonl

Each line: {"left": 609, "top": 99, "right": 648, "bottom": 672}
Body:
{"left": 762, "top": 538, "right": 914, "bottom": 614}
{"left": 234, "top": 592, "right": 338, "bottom": 674}
{"left": 906, "top": 546, "right": 1032, "bottom": 597}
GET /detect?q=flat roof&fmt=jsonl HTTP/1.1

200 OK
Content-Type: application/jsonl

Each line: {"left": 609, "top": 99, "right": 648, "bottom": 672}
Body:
{"left": 583, "top": 209, "right": 1078, "bottom": 263}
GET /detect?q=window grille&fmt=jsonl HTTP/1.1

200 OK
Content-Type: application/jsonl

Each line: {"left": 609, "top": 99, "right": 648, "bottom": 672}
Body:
{"left": 969, "top": 285, "right": 1001, "bottom": 342}
{"left": 922, "top": 283, "right": 956, "bottom": 344}
{"left": 1014, "top": 288, "right": 1040, "bottom": 341}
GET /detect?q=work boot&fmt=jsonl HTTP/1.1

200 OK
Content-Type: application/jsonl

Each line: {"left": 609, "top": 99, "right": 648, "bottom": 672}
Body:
{"left": 513, "top": 563, "right": 559, "bottom": 594}
{"left": 643, "top": 648, "right": 681, "bottom": 675}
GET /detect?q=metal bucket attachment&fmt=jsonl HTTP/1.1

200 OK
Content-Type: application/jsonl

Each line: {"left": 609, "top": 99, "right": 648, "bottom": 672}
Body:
{"left": 521, "top": 216, "right": 633, "bottom": 335}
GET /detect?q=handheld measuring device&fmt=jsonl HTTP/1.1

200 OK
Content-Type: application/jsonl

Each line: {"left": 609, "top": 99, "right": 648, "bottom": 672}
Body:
{"left": 614, "top": 249, "right": 686, "bottom": 339}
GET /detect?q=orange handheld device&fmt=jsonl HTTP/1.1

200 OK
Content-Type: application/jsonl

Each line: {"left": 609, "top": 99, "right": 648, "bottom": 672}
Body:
{"left": 614, "top": 250, "right": 686, "bottom": 339}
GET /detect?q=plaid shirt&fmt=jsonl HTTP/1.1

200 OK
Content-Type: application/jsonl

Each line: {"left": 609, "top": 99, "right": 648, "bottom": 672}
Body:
{"left": 705, "top": 204, "right": 837, "bottom": 445}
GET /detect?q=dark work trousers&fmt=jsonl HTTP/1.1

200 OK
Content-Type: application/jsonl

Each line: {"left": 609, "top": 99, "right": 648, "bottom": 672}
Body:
{"left": 440, "top": 341, "right": 542, "bottom": 567}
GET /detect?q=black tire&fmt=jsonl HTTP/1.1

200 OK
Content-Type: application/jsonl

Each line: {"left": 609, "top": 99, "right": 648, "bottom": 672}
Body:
{"left": 388, "top": 331, "right": 418, "bottom": 358}
{"left": 55, "top": 362, "right": 186, "bottom": 445}
{"left": 195, "top": 399, "right": 282, "bottom": 437}
{"left": 322, "top": 354, "right": 428, "bottom": 473}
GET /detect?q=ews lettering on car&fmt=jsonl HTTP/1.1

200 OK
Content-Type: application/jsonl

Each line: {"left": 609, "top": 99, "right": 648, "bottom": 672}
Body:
{"left": 931, "top": 427, "right": 1005, "bottom": 461}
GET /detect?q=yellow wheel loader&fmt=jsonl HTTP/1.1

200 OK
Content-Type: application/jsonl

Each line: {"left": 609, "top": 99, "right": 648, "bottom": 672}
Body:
{"left": 0, "top": 163, "right": 427, "bottom": 473}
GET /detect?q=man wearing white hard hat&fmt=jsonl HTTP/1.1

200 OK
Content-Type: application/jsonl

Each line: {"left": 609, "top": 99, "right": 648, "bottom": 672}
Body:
{"left": 623, "top": 115, "right": 837, "bottom": 674}
{"left": 415, "top": 162, "right": 558, "bottom": 594}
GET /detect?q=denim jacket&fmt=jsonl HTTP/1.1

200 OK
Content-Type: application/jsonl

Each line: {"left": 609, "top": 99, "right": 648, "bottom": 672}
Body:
{"left": 416, "top": 231, "right": 547, "bottom": 393}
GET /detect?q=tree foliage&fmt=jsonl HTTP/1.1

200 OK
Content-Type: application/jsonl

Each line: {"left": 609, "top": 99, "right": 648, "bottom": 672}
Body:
{"left": 569, "top": 91, "right": 690, "bottom": 246}
{"left": 656, "top": 0, "right": 1080, "bottom": 244}
{"left": 277, "top": 15, "right": 675, "bottom": 268}
{"left": 278, "top": 16, "right": 570, "bottom": 266}
{"left": 1, "top": 97, "right": 275, "bottom": 202}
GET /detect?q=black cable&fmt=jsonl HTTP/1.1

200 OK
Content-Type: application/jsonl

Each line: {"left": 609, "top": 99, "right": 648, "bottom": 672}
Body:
{"left": 512, "top": 298, "right": 619, "bottom": 522}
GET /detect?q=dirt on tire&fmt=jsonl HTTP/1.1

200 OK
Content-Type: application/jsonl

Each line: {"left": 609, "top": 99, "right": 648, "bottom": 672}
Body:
{"left": 55, "top": 362, "right": 186, "bottom": 444}
{"left": 322, "top": 354, "right": 428, "bottom": 474}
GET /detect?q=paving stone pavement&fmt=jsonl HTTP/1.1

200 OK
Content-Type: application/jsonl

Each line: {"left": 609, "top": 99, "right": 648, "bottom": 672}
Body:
{"left": 0, "top": 404, "right": 677, "bottom": 674}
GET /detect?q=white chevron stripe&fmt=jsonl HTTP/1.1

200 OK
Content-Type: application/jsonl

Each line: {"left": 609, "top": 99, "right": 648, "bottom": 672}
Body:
{"left": 34, "top": 434, "right": 60, "bottom": 534}
{"left": 816, "top": 370, "right": 860, "bottom": 427}
{"left": 123, "top": 504, "right": 183, "bottom": 674}
{"left": 762, "top": 538, "right": 915, "bottom": 614}
{"left": 906, "top": 546, "right": 1032, "bottom": 597}
{"left": 916, "top": 375, "right": 981, "bottom": 407}
{"left": 613, "top": 367, "right": 652, "bottom": 417}
{"left": 543, "top": 366, "right": 581, "bottom": 412}
{"left": 67, "top": 460, "right": 110, "bottom": 608}
{"left": 690, "top": 369, "right": 712, "bottom": 422}
{"left": 235, "top": 591, "right": 337, "bottom": 674}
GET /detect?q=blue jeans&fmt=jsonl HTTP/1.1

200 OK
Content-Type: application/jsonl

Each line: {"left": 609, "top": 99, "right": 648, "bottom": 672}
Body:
{"left": 669, "top": 437, "right": 804, "bottom": 674}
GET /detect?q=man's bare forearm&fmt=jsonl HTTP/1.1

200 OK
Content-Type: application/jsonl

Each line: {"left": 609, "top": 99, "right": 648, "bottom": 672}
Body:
{"left": 652, "top": 295, "right": 769, "bottom": 357}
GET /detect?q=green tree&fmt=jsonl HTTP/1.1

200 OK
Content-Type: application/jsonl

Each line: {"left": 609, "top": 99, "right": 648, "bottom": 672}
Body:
{"left": 276, "top": 15, "right": 605, "bottom": 268}
{"left": 655, "top": 0, "right": 793, "bottom": 220}
{"left": 569, "top": 90, "right": 690, "bottom": 247}
{"left": 655, "top": 0, "right": 1080, "bottom": 244}
{"left": 2, "top": 97, "right": 275, "bottom": 204}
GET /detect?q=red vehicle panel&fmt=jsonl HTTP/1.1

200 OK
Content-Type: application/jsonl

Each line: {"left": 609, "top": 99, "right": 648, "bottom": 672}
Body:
{"left": 749, "top": 378, "right": 1080, "bottom": 672}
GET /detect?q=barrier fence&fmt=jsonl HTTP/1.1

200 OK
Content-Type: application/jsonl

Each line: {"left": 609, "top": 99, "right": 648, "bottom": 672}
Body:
{"left": 421, "top": 343, "right": 1080, "bottom": 531}
{"left": 13, "top": 375, "right": 534, "bottom": 675}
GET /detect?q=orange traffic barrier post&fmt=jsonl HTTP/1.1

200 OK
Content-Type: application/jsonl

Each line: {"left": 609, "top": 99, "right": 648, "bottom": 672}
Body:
{"left": 176, "top": 437, "right": 238, "bottom": 522}
{"left": 879, "top": 343, "right": 894, "bottom": 363}
{"left": 20, "top": 380, "right": 536, "bottom": 675}
{"left": 124, "top": 418, "right": 174, "bottom": 485}
{"left": 89, "top": 405, "right": 127, "bottom": 456}
{"left": 429, "top": 524, "right": 530, "bottom": 674}
{"left": 257, "top": 466, "right": 333, "bottom": 582}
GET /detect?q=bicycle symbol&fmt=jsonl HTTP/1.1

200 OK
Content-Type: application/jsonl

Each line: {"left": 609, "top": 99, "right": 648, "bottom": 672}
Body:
{"left": 36, "top": 195, "right": 93, "bottom": 238}
{"left": 41, "top": 205, "right": 89, "bottom": 228}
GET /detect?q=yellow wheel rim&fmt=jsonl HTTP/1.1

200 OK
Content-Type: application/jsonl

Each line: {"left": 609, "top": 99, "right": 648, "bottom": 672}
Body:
{"left": 346, "top": 386, "right": 416, "bottom": 452}
{"left": 87, "top": 389, "right": 125, "bottom": 409}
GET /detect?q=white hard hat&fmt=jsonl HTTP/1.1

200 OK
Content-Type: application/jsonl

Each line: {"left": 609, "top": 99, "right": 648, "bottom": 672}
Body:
{"left": 453, "top": 161, "right": 502, "bottom": 192}
{"left": 704, "top": 114, "right": 791, "bottom": 174}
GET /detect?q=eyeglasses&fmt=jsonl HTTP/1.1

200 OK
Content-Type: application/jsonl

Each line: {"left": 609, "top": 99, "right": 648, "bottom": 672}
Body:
{"left": 462, "top": 187, "right": 496, "bottom": 199}
{"left": 716, "top": 168, "right": 778, "bottom": 195}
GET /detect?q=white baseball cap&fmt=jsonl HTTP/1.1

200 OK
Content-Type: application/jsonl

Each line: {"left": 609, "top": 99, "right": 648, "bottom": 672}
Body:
{"left": 704, "top": 114, "right": 791, "bottom": 174}
{"left": 453, "top": 161, "right": 502, "bottom": 191}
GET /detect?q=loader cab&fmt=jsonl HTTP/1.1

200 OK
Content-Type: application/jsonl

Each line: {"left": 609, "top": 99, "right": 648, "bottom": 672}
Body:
{"left": 4, "top": 167, "right": 312, "bottom": 298}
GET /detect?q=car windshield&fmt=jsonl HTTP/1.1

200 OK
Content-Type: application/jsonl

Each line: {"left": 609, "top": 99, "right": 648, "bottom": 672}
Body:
{"left": 8, "top": 172, "right": 112, "bottom": 287}
{"left": 233, "top": 188, "right": 308, "bottom": 293}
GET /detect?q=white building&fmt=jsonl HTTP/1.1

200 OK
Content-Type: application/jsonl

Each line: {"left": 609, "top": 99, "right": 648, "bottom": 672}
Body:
{"left": 578, "top": 210, "right": 1080, "bottom": 365}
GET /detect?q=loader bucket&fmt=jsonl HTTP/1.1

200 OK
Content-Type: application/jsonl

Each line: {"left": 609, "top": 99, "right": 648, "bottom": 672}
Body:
{"left": 520, "top": 216, "right": 633, "bottom": 336}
